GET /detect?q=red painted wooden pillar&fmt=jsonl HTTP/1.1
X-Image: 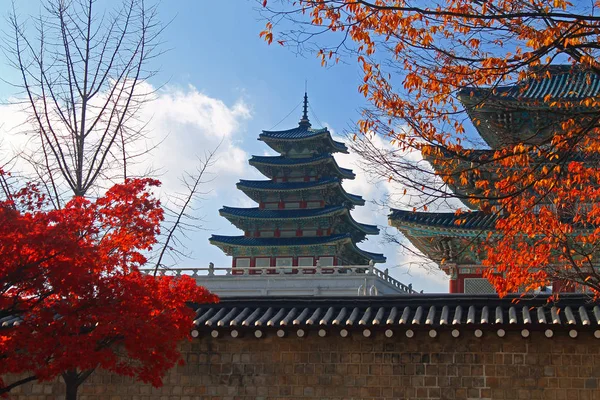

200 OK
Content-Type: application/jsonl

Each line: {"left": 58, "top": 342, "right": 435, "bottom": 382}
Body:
{"left": 249, "top": 257, "right": 258, "bottom": 275}
{"left": 449, "top": 279, "right": 459, "bottom": 294}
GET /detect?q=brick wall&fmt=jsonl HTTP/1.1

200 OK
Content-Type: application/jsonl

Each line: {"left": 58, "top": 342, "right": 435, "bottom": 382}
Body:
{"left": 5, "top": 330, "right": 600, "bottom": 400}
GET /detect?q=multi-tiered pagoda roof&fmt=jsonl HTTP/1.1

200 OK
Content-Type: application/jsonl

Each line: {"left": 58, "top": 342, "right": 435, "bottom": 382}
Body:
{"left": 210, "top": 94, "right": 385, "bottom": 268}
{"left": 389, "top": 65, "right": 600, "bottom": 293}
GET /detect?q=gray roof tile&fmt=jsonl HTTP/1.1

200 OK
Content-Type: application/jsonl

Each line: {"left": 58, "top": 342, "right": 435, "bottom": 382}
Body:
{"left": 191, "top": 295, "right": 600, "bottom": 334}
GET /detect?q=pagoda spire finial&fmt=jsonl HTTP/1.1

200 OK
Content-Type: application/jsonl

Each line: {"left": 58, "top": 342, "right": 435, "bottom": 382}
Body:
{"left": 299, "top": 90, "right": 311, "bottom": 127}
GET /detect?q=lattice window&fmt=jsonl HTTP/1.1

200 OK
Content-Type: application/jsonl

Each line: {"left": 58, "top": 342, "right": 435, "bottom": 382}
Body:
{"left": 275, "top": 257, "right": 293, "bottom": 267}
{"left": 235, "top": 258, "right": 250, "bottom": 268}
{"left": 464, "top": 278, "right": 496, "bottom": 294}
{"left": 255, "top": 258, "right": 271, "bottom": 268}
{"left": 298, "top": 257, "right": 314, "bottom": 267}
{"left": 318, "top": 256, "right": 334, "bottom": 266}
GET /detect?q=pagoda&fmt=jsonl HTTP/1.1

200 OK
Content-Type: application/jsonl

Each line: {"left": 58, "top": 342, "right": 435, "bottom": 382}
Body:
{"left": 210, "top": 94, "right": 386, "bottom": 271}
{"left": 388, "top": 65, "right": 600, "bottom": 294}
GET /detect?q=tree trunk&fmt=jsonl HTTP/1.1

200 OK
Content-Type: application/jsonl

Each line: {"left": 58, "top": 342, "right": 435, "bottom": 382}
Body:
{"left": 65, "top": 381, "right": 78, "bottom": 400}
{"left": 62, "top": 368, "right": 95, "bottom": 400}
{"left": 62, "top": 371, "right": 80, "bottom": 400}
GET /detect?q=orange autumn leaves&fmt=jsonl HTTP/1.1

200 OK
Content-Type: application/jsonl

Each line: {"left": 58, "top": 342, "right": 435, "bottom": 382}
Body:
{"left": 0, "top": 176, "right": 217, "bottom": 391}
{"left": 262, "top": 0, "right": 600, "bottom": 295}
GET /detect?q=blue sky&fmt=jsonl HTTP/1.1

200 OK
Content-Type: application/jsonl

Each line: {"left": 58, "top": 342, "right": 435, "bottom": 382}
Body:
{"left": 0, "top": 0, "right": 448, "bottom": 291}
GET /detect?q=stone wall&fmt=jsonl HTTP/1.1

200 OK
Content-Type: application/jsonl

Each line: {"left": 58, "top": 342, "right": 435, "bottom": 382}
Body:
{"left": 5, "top": 330, "right": 600, "bottom": 400}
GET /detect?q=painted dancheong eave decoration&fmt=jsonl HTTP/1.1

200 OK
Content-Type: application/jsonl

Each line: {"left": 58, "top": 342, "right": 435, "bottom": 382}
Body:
{"left": 458, "top": 65, "right": 600, "bottom": 148}
{"left": 249, "top": 154, "right": 355, "bottom": 180}
{"left": 388, "top": 209, "right": 497, "bottom": 264}
{"left": 389, "top": 65, "right": 600, "bottom": 294}
{"left": 210, "top": 93, "right": 385, "bottom": 269}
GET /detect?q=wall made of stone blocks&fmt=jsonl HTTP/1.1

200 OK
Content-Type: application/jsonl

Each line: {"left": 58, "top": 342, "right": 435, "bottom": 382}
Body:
{"left": 4, "top": 330, "right": 600, "bottom": 400}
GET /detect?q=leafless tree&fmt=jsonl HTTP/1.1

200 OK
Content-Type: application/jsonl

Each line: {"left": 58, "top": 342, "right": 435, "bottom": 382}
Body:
{"left": 152, "top": 145, "right": 220, "bottom": 275}
{"left": 4, "top": 0, "right": 164, "bottom": 205}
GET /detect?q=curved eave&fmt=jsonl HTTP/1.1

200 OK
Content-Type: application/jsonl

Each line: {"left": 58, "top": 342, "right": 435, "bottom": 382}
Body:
{"left": 260, "top": 126, "right": 330, "bottom": 139}
{"left": 352, "top": 245, "right": 386, "bottom": 264}
{"left": 348, "top": 215, "right": 379, "bottom": 235}
{"left": 338, "top": 167, "right": 355, "bottom": 178}
{"left": 457, "top": 66, "right": 600, "bottom": 109}
{"left": 237, "top": 178, "right": 337, "bottom": 192}
{"left": 392, "top": 229, "right": 470, "bottom": 265}
{"left": 236, "top": 179, "right": 365, "bottom": 206}
{"left": 344, "top": 192, "right": 365, "bottom": 206}
{"left": 388, "top": 209, "right": 497, "bottom": 237}
{"left": 458, "top": 90, "right": 561, "bottom": 110}
{"left": 457, "top": 67, "right": 600, "bottom": 147}
{"left": 249, "top": 155, "right": 355, "bottom": 179}
{"left": 210, "top": 233, "right": 386, "bottom": 264}
{"left": 209, "top": 233, "right": 353, "bottom": 250}
{"left": 220, "top": 205, "right": 378, "bottom": 237}
{"left": 219, "top": 205, "right": 347, "bottom": 221}
{"left": 259, "top": 130, "right": 348, "bottom": 154}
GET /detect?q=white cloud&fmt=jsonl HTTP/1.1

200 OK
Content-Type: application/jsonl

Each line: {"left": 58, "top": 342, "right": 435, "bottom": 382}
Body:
{"left": 0, "top": 82, "right": 255, "bottom": 201}
{"left": 0, "top": 82, "right": 257, "bottom": 266}
{"left": 0, "top": 86, "right": 450, "bottom": 292}
{"left": 136, "top": 85, "right": 254, "bottom": 196}
{"left": 0, "top": 103, "right": 35, "bottom": 167}
{"left": 387, "top": 241, "right": 450, "bottom": 293}
{"left": 329, "top": 127, "right": 449, "bottom": 292}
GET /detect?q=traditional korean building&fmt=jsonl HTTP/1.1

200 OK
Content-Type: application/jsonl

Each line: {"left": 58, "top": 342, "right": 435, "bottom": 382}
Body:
{"left": 8, "top": 89, "right": 600, "bottom": 400}
{"left": 210, "top": 94, "right": 386, "bottom": 271}
{"left": 14, "top": 294, "right": 600, "bottom": 400}
{"left": 389, "top": 65, "right": 600, "bottom": 294}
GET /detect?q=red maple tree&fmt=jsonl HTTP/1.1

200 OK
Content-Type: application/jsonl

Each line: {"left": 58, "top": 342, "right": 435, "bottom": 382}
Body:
{"left": 0, "top": 175, "right": 218, "bottom": 399}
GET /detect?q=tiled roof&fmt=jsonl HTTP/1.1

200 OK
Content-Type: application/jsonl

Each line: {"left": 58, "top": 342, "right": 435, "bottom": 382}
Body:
{"left": 249, "top": 154, "right": 355, "bottom": 179}
{"left": 7, "top": 295, "right": 597, "bottom": 333}
{"left": 220, "top": 206, "right": 379, "bottom": 235}
{"left": 352, "top": 222, "right": 379, "bottom": 235}
{"left": 261, "top": 126, "right": 329, "bottom": 139}
{"left": 220, "top": 205, "right": 346, "bottom": 219}
{"left": 459, "top": 65, "right": 600, "bottom": 103}
{"left": 259, "top": 125, "right": 348, "bottom": 152}
{"left": 192, "top": 294, "right": 600, "bottom": 336}
{"left": 389, "top": 209, "right": 498, "bottom": 230}
{"left": 237, "top": 178, "right": 365, "bottom": 205}
{"left": 358, "top": 249, "right": 387, "bottom": 263}
{"left": 250, "top": 154, "right": 329, "bottom": 165}
{"left": 209, "top": 234, "right": 385, "bottom": 263}
{"left": 210, "top": 233, "right": 354, "bottom": 247}
{"left": 0, "top": 315, "right": 21, "bottom": 328}
{"left": 238, "top": 177, "right": 337, "bottom": 190}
